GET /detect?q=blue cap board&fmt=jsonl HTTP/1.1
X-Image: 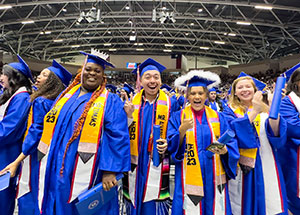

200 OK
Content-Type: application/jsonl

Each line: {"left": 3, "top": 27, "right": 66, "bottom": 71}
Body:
{"left": 8, "top": 55, "right": 34, "bottom": 82}
{"left": 80, "top": 51, "right": 115, "bottom": 69}
{"left": 209, "top": 87, "right": 217, "bottom": 92}
{"left": 281, "top": 62, "right": 300, "bottom": 82}
{"left": 123, "top": 83, "right": 134, "bottom": 94}
{"left": 132, "top": 58, "right": 166, "bottom": 77}
{"left": 106, "top": 84, "right": 117, "bottom": 92}
{"left": 175, "top": 70, "right": 221, "bottom": 90}
{"left": 160, "top": 84, "right": 172, "bottom": 92}
{"left": 47, "top": 60, "right": 72, "bottom": 86}
{"left": 237, "top": 72, "right": 266, "bottom": 91}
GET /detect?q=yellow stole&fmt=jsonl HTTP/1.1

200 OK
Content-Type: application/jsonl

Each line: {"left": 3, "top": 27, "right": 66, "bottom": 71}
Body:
{"left": 233, "top": 106, "right": 259, "bottom": 169}
{"left": 181, "top": 106, "right": 226, "bottom": 205}
{"left": 129, "top": 89, "right": 170, "bottom": 164}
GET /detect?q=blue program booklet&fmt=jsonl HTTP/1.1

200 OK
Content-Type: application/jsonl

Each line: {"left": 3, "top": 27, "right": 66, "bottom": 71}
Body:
{"left": 75, "top": 173, "right": 123, "bottom": 215}
{"left": 0, "top": 171, "right": 11, "bottom": 191}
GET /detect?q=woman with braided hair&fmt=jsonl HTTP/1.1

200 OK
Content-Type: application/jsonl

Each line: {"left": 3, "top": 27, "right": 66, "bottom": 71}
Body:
{"left": 36, "top": 52, "right": 130, "bottom": 215}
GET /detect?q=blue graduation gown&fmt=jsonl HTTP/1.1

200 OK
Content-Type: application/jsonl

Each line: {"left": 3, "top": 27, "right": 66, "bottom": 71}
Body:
{"left": 41, "top": 89, "right": 130, "bottom": 215}
{"left": 223, "top": 105, "right": 288, "bottom": 215}
{"left": 126, "top": 97, "right": 179, "bottom": 215}
{"left": 0, "top": 92, "right": 31, "bottom": 215}
{"left": 167, "top": 109, "right": 239, "bottom": 215}
{"left": 18, "top": 97, "right": 54, "bottom": 215}
{"left": 279, "top": 96, "right": 300, "bottom": 214}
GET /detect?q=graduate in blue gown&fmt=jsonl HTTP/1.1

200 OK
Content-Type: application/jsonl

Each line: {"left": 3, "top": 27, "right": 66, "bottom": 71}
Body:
{"left": 38, "top": 52, "right": 130, "bottom": 215}
{"left": 0, "top": 55, "right": 33, "bottom": 215}
{"left": 1, "top": 60, "right": 72, "bottom": 215}
{"left": 279, "top": 67, "right": 300, "bottom": 215}
{"left": 206, "top": 87, "right": 225, "bottom": 112}
{"left": 167, "top": 70, "right": 239, "bottom": 215}
{"left": 223, "top": 73, "right": 288, "bottom": 215}
{"left": 122, "top": 58, "right": 179, "bottom": 215}
{"left": 120, "top": 83, "right": 134, "bottom": 102}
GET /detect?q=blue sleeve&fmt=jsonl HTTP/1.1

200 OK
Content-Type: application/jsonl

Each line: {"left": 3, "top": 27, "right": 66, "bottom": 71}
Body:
{"left": 0, "top": 93, "right": 31, "bottom": 148}
{"left": 219, "top": 112, "right": 239, "bottom": 179}
{"left": 178, "top": 95, "right": 185, "bottom": 107}
{"left": 280, "top": 96, "right": 300, "bottom": 139}
{"left": 99, "top": 93, "right": 131, "bottom": 173}
{"left": 167, "top": 110, "right": 186, "bottom": 162}
{"left": 170, "top": 95, "right": 180, "bottom": 113}
{"left": 265, "top": 115, "right": 287, "bottom": 149}
{"left": 22, "top": 97, "right": 53, "bottom": 156}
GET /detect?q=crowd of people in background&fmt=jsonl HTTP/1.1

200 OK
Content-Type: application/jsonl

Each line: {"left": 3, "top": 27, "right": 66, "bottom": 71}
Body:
{"left": 0, "top": 52, "right": 299, "bottom": 215}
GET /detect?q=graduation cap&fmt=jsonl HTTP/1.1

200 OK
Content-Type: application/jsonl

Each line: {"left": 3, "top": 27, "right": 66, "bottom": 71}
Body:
{"left": 80, "top": 51, "right": 115, "bottom": 69}
{"left": 8, "top": 55, "right": 34, "bottom": 82}
{"left": 281, "top": 62, "right": 300, "bottom": 82}
{"left": 132, "top": 58, "right": 166, "bottom": 77}
{"left": 47, "top": 60, "right": 72, "bottom": 87}
{"left": 122, "top": 83, "right": 134, "bottom": 94}
{"left": 160, "top": 84, "right": 172, "bottom": 91}
{"left": 209, "top": 87, "right": 217, "bottom": 92}
{"left": 106, "top": 84, "right": 117, "bottom": 93}
{"left": 237, "top": 72, "right": 266, "bottom": 91}
{"left": 175, "top": 70, "right": 221, "bottom": 90}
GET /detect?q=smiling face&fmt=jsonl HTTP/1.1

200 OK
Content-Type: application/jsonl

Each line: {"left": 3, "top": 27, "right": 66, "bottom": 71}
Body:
{"left": 82, "top": 62, "right": 104, "bottom": 91}
{"left": 188, "top": 86, "right": 208, "bottom": 111}
{"left": 234, "top": 79, "right": 255, "bottom": 103}
{"left": 141, "top": 70, "right": 162, "bottom": 98}
{"left": 0, "top": 74, "right": 10, "bottom": 89}
{"left": 35, "top": 68, "right": 50, "bottom": 89}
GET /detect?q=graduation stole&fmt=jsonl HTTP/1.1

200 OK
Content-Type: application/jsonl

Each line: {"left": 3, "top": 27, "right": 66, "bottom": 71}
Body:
{"left": 181, "top": 106, "right": 226, "bottom": 207}
{"left": 233, "top": 106, "right": 259, "bottom": 174}
{"left": 126, "top": 89, "right": 170, "bottom": 205}
{"left": 17, "top": 106, "right": 33, "bottom": 199}
{"left": 288, "top": 91, "right": 300, "bottom": 198}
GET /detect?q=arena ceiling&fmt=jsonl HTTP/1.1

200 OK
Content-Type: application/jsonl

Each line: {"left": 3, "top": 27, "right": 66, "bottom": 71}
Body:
{"left": 0, "top": 0, "right": 300, "bottom": 64}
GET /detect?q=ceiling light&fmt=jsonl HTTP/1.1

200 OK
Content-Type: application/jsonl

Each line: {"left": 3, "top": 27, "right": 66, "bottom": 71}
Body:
{"left": 40, "top": 31, "right": 51, "bottom": 35}
{"left": 134, "top": 43, "right": 143, "bottom": 46}
{"left": 223, "top": 33, "right": 228, "bottom": 35}
{"left": 130, "top": 35, "right": 136, "bottom": 41}
{"left": 0, "top": 5, "right": 12, "bottom": 10}
{"left": 214, "top": 41, "right": 225, "bottom": 44}
{"left": 85, "top": 32, "right": 90, "bottom": 35}
{"left": 164, "top": 44, "right": 174, "bottom": 47}
{"left": 53, "top": 39, "right": 63, "bottom": 42}
{"left": 21, "top": 20, "right": 35, "bottom": 24}
{"left": 163, "top": 49, "right": 172, "bottom": 52}
{"left": 236, "top": 21, "right": 251, "bottom": 25}
{"left": 136, "top": 48, "right": 144, "bottom": 51}
{"left": 109, "top": 48, "right": 117, "bottom": 51}
{"left": 228, "top": 33, "right": 236, "bottom": 37}
{"left": 132, "top": 31, "right": 135, "bottom": 34}
{"left": 254, "top": 5, "right": 273, "bottom": 10}
{"left": 159, "top": 31, "right": 163, "bottom": 34}
{"left": 198, "top": 8, "right": 203, "bottom": 13}
{"left": 190, "top": 23, "right": 194, "bottom": 26}
{"left": 100, "top": 20, "right": 104, "bottom": 24}
{"left": 104, "top": 43, "right": 112, "bottom": 46}
{"left": 71, "top": 45, "right": 80, "bottom": 48}
{"left": 125, "top": 6, "right": 130, "bottom": 10}
{"left": 62, "top": 8, "right": 67, "bottom": 12}
{"left": 129, "top": 20, "right": 133, "bottom": 24}
{"left": 200, "top": 46, "right": 210, "bottom": 50}
{"left": 185, "top": 32, "right": 189, "bottom": 36}
{"left": 162, "top": 6, "right": 167, "bottom": 10}
{"left": 107, "top": 31, "right": 111, "bottom": 34}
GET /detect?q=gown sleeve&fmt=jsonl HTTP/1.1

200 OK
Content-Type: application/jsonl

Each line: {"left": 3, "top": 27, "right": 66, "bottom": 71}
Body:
{"left": 0, "top": 93, "right": 30, "bottom": 148}
{"left": 22, "top": 97, "right": 53, "bottom": 156}
{"left": 219, "top": 112, "right": 239, "bottom": 179}
{"left": 264, "top": 114, "right": 287, "bottom": 149}
{"left": 98, "top": 93, "right": 131, "bottom": 173}
{"left": 167, "top": 110, "right": 186, "bottom": 162}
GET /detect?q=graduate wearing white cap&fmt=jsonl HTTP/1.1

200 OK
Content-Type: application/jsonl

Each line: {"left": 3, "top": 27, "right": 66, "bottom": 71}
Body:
{"left": 0, "top": 55, "right": 33, "bottom": 215}
{"left": 123, "top": 58, "right": 180, "bottom": 215}
{"left": 223, "top": 72, "right": 288, "bottom": 215}
{"left": 279, "top": 66, "right": 300, "bottom": 215}
{"left": 34, "top": 51, "right": 130, "bottom": 215}
{"left": 167, "top": 70, "right": 239, "bottom": 215}
{"left": 1, "top": 60, "right": 72, "bottom": 215}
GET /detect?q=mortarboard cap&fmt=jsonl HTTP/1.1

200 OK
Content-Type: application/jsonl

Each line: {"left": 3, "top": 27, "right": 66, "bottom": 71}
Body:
{"left": 132, "top": 58, "right": 166, "bottom": 77}
{"left": 123, "top": 83, "right": 134, "bottom": 94}
{"left": 47, "top": 60, "right": 72, "bottom": 87}
{"left": 8, "top": 55, "right": 34, "bottom": 82}
{"left": 209, "top": 87, "right": 217, "bottom": 92}
{"left": 175, "top": 70, "right": 221, "bottom": 90}
{"left": 80, "top": 51, "right": 115, "bottom": 69}
{"left": 281, "top": 62, "right": 300, "bottom": 82}
{"left": 160, "top": 84, "right": 172, "bottom": 92}
{"left": 106, "top": 84, "right": 117, "bottom": 93}
{"left": 237, "top": 72, "right": 266, "bottom": 91}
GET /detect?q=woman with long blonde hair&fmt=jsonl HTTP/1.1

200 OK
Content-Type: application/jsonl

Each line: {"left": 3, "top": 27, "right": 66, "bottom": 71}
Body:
{"left": 223, "top": 73, "right": 288, "bottom": 215}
